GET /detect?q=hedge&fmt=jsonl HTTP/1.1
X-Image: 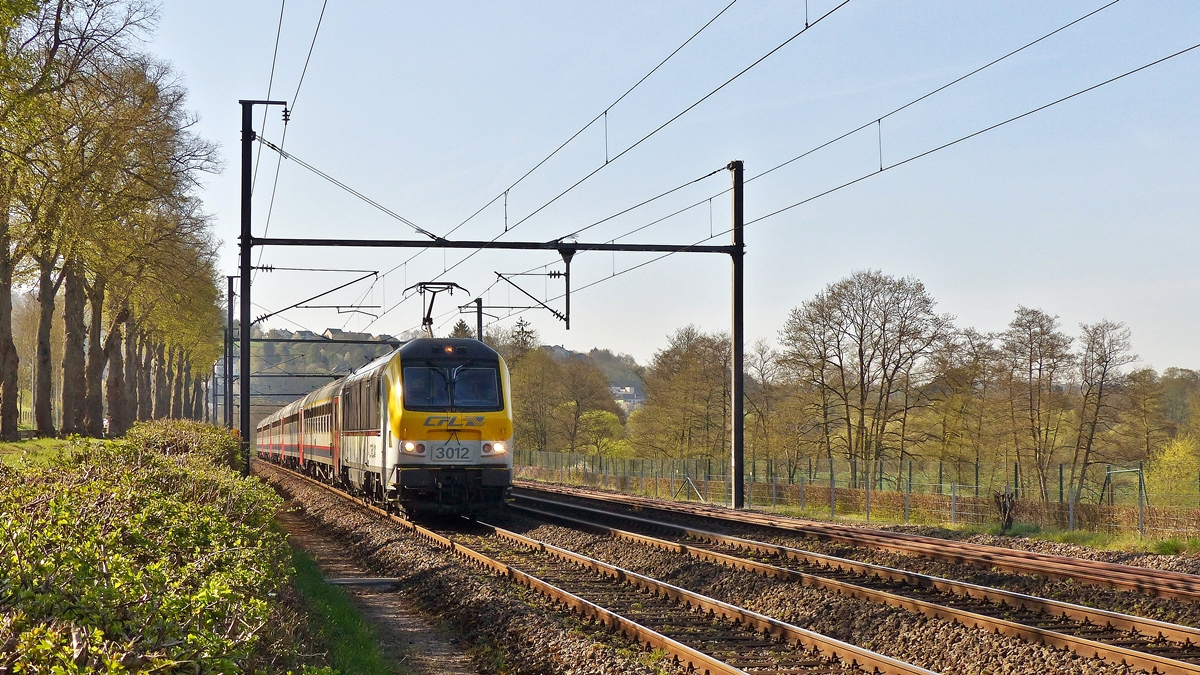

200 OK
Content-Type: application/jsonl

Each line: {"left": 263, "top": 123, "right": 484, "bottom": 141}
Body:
{"left": 0, "top": 421, "right": 325, "bottom": 673}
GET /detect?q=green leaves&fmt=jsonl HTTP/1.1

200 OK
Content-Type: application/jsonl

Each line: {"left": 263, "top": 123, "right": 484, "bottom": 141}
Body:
{"left": 0, "top": 425, "right": 295, "bottom": 673}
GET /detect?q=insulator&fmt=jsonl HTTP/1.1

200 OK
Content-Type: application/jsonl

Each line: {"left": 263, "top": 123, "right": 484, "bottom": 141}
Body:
{"left": 282, "top": 107, "right": 291, "bottom": 123}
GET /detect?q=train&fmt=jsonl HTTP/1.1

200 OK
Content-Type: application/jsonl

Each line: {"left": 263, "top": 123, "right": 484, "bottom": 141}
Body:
{"left": 255, "top": 337, "right": 513, "bottom": 515}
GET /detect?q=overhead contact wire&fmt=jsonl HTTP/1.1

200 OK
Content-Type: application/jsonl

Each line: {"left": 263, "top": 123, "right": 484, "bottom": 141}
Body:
{"left": 371, "top": 0, "right": 852, "bottom": 332}
{"left": 465, "top": 38, "right": 1200, "bottom": 330}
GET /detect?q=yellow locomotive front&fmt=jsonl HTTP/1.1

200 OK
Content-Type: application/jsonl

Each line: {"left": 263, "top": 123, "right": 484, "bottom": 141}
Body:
{"left": 383, "top": 338, "right": 513, "bottom": 514}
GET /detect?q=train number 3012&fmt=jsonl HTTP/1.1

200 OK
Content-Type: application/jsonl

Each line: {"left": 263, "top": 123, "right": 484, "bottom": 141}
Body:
{"left": 431, "top": 445, "right": 472, "bottom": 461}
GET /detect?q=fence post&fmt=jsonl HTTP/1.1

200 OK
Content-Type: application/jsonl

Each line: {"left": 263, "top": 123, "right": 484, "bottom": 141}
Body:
{"left": 1068, "top": 485, "right": 1075, "bottom": 532}
{"left": 904, "top": 466, "right": 911, "bottom": 524}
{"left": 975, "top": 461, "right": 979, "bottom": 498}
{"left": 865, "top": 462, "right": 872, "bottom": 522}
{"left": 830, "top": 459, "right": 836, "bottom": 520}
{"left": 938, "top": 461, "right": 943, "bottom": 495}
{"left": 951, "top": 483, "right": 957, "bottom": 524}
{"left": 1138, "top": 460, "right": 1146, "bottom": 537}
{"left": 800, "top": 474, "right": 806, "bottom": 511}
{"left": 772, "top": 475, "right": 777, "bottom": 510}
{"left": 1013, "top": 462, "right": 1019, "bottom": 500}
{"left": 1059, "top": 463, "right": 1064, "bottom": 503}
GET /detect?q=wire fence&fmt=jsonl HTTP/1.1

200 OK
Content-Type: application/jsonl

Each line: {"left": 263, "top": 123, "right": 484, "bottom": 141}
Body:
{"left": 513, "top": 450, "right": 1200, "bottom": 538}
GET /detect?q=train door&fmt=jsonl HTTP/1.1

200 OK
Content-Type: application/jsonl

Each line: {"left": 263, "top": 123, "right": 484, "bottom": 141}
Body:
{"left": 298, "top": 408, "right": 305, "bottom": 467}
{"left": 332, "top": 395, "right": 341, "bottom": 470}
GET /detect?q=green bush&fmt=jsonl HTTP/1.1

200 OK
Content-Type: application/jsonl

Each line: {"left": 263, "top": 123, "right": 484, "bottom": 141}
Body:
{"left": 0, "top": 424, "right": 301, "bottom": 673}
{"left": 125, "top": 419, "right": 243, "bottom": 470}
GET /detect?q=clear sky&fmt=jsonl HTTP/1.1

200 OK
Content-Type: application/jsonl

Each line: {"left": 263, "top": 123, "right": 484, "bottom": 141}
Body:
{"left": 148, "top": 0, "right": 1199, "bottom": 370}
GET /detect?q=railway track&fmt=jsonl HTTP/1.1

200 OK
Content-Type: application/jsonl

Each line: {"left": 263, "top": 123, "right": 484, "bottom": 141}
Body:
{"left": 515, "top": 481, "right": 1200, "bottom": 602}
{"left": 255, "top": 461, "right": 935, "bottom": 675}
{"left": 510, "top": 491, "right": 1200, "bottom": 675}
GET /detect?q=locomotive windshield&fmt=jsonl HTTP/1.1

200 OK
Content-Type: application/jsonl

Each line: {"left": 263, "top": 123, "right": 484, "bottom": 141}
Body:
{"left": 402, "top": 361, "right": 502, "bottom": 411}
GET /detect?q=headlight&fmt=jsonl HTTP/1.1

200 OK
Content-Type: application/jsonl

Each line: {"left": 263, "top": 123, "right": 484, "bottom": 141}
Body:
{"left": 402, "top": 441, "right": 425, "bottom": 454}
{"left": 491, "top": 441, "right": 506, "bottom": 454}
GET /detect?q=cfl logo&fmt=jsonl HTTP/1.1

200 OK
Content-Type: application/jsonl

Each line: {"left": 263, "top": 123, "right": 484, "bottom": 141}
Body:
{"left": 423, "top": 415, "right": 485, "bottom": 427}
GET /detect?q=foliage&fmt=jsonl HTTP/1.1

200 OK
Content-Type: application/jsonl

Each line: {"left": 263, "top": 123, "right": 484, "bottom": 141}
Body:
{"left": 1146, "top": 435, "right": 1199, "bottom": 507}
{"left": 124, "top": 418, "right": 242, "bottom": 470}
{"left": 0, "top": 422, "right": 313, "bottom": 673}
{"left": 630, "top": 325, "right": 730, "bottom": 460}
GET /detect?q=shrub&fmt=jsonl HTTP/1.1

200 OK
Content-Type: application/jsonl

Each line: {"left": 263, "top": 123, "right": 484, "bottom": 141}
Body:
{"left": 125, "top": 419, "right": 243, "bottom": 470}
{"left": 0, "top": 425, "right": 300, "bottom": 673}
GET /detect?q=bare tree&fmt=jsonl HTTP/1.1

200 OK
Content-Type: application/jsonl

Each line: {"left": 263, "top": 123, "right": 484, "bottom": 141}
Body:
{"left": 999, "top": 307, "right": 1074, "bottom": 502}
{"left": 1068, "top": 320, "right": 1135, "bottom": 501}
{"left": 780, "top": 270, "right": 951, "bottom": 487}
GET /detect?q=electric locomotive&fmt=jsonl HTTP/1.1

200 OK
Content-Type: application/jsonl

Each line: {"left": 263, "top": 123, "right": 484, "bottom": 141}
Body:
{"left": 255, "top": 338, "right": 513, "bottom": 514}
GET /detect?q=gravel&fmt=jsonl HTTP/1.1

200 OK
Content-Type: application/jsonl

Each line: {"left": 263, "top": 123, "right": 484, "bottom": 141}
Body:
{"left": 487, "top": 509, "right": 1141, "bottom": 675}
{"left": 530, "top": 491, "right": 1200, "bottom": 629}
{"left": 257, "top": 464, "right": 688, "bottom": 675}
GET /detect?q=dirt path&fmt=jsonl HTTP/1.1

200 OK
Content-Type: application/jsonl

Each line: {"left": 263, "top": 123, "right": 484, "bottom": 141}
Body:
{"left": 275, "top": 504, "right": 478, "bottom": 675}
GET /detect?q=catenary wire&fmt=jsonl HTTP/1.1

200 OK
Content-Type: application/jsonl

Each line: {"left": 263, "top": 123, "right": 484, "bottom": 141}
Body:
{"left": 252, "top": 0, "right": 286, "bottom": 193}
{"left": 746, "top": 40, "right": 1200, "bottom": 226}
{"left": 426, "top": 39, "right": 1200, "bottom": 335}
{"left": 502, "top": 0, "right": 1125, "bottom": 259}
{"left": 255, "top": 0, "right": 330, "bottom": 279}
{"left": 362, "top": 1, "right": 850, "bottom": 331}
{"left": 558, "top": 0, "right": 1125, "bottom": 249}
{"left": 341, "top": 1, "right": 745, "bottom": 324}
{"left": 256, "top": 136, "right": 436, "bottom": 239}
{"left": 439, "top": 0, "right": 741, "bottom": 241}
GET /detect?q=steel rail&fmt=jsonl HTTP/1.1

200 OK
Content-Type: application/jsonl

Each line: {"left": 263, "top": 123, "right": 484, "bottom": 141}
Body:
{"left": 253, "top": 461, "right": 744, "bottom": 675}
{"left": 514, "top": 481, "right": 1200, "bottom": 601}
{"left": 254, "top": 461, "right": 934, "bottom": 675}
{"left": 510, "top": 496, "right": 1200, "bottom": 675}
{"left": 475, "top": 519, "right": 934, "bottom": 675}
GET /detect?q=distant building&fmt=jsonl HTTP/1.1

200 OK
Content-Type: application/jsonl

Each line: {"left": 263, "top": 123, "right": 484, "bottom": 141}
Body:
{"left": 611, "top": 385, "right": 645, "bottom": 414}
{"left": 323, "top": 328, "right": 371, "bottom": 341}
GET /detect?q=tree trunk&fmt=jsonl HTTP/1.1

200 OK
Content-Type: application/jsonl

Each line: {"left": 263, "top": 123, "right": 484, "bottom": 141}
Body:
{"left": 181, "top": 355, "right": 192, "bottom": 419}
{"left": 123, "top": 316, "right": 137, "bottom": 427}
{"left": 60, "top": 263, "right": 86, "bottom": 435}
{"left": 171, "top": 347, "right": 183, "bottom": 418}
{"left": 190, "top": 374, "right": 203, "bottom": 420}
{"left": 34, "top": 261, "right": 59, "bottom": 437}
{"left": 83, "top": 277, "right": 106, "bottom": 436}
{"left": 105, "top": 322, "right": 124, "bottom": 436}
{"left": 138, "top": 334, "right": 152, "bottom": 421}
{"left": 0, "top": 223, "right": 17, "bottom": 441}
{"left": 153, "top": 341, "right": 168, "bottom": 419}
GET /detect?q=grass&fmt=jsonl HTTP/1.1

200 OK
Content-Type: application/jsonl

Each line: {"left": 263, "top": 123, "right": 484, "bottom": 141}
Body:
{"left": 966, "top": 521, "right": 1200, "bottom": 553}
{"left": 0, "top": 437, "right": 74, "bottom": 466}
{"left": 290, "top": 548, "right": 410, "bottom": 675}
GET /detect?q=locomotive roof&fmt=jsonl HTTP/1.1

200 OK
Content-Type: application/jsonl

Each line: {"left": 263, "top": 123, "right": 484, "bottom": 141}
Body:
{"left": 398, "top": 337, "right": 500, "bottom": 361}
